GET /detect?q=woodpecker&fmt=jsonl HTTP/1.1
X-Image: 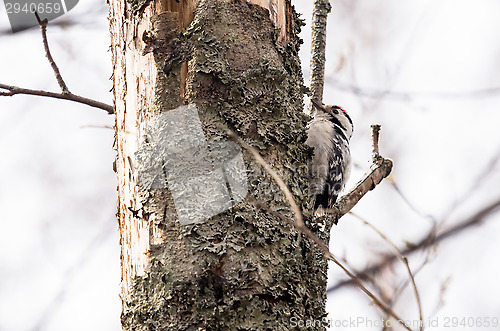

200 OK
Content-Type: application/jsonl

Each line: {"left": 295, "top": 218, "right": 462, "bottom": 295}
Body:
{"left": 306, "top": 100, "right": 353, "bottom": 215}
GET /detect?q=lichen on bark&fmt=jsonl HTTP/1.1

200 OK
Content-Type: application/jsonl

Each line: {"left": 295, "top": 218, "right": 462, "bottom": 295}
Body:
{"left": 125, "top": 0, "right": 151, "bottom": 16}
{"left": 121, "top": 1, "right": 329, "bottom": 330}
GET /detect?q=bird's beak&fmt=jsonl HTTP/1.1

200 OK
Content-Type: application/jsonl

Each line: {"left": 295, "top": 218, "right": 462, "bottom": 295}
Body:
{"left": 310, "top": 99, "right": 324, "bottom": 110}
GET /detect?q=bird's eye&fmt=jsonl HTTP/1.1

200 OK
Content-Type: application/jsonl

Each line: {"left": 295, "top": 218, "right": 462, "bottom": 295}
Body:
{"left": 335, "top": 105, "right": 348, "bottom": 115}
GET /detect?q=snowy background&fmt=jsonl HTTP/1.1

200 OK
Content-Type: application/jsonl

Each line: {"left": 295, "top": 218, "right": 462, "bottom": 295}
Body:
{"left": 0, "top": 0, "right": 499, "bottom": 330}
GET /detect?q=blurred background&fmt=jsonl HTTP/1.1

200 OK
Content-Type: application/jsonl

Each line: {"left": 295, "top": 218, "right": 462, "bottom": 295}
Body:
{"left": 0, "top": 0, "right": 499, "bottom": 330}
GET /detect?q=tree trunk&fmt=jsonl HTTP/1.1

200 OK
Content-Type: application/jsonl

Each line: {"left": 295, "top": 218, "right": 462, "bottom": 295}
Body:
{"left": 108, "top": 0, "right": 330, "bottom": 329}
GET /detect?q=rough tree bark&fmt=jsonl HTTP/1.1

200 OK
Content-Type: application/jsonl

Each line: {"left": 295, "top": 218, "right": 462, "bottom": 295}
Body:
{"left": 109, "top": 0, "right": 330, "bottom": 329}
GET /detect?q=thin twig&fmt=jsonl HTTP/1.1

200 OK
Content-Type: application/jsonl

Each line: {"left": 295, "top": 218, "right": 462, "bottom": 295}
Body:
{"left": 389, "top": 250, "right": 433, "bottom": 315}
{"left": 0, "top": 83, "right": 114, "bottom": 114}
{"left": 351, "top": 212, "right": 423, "bottom": 331}
{"left": 371, "top": 124, "right": 381, "bottom": 160}
{"left": 328, "top": 255, "right": 414, "bottom": 331}
{"left": 248, "top": 195, "right": 329, "bottom": 258}
{"left": 35, "top": 12, "right": 70, "bottom": 94}
{"left": 227, "top": 130, "right": 304, "bottom": 227}
{"left": 388, "top": 178, "right": 438, "bottom": 223}
{"left": 80, "top": 125, "right": 114, "bottom": 130}
{"left": 437, "top": 148, "right": 500, "bottom": 229}
{"left": 326, "top": 77, "right": 500, "bottom": 101}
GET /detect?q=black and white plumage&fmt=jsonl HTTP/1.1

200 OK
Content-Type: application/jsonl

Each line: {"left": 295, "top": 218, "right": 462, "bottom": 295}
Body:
{"left": 306, "top": 100, "right": 353, "bottom": 214}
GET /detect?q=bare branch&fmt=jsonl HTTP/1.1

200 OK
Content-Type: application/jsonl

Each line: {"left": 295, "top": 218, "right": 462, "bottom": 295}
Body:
{"left": 309, "top": 0, "right": 331, "bottom": 103}
{"left": 326, "top": 77, "right": 500, "bottom": 100}
{"left": 0, "top": 14, "right": 114, "bottom": 114}
{"left": 0, "top": 83, "right": 114, "bottom": 114}
{"left": 35, "top": 12, "right": 70, "bottom": 94}
{"left": 351, "top": 212, "right": 423, "bottom": 331}
{"left": 389, "top": 179, "right": 438, "bottom": 223}
{"left": 335, "top": 157, "right": 393, "bottom": 220}
{"left": 328, "top": 253, "right": 414, "bottom": 331}
{"left": 328, "top": 198, "right": 500, "bottom": 293}
{"left": 388, "top": 249, "right": 434, "bottom": 316}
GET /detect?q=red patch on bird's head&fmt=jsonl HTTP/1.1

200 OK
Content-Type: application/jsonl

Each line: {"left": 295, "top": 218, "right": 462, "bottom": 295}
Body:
{"left": 334, "top": 105, "right": 348, "bottom": 115}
